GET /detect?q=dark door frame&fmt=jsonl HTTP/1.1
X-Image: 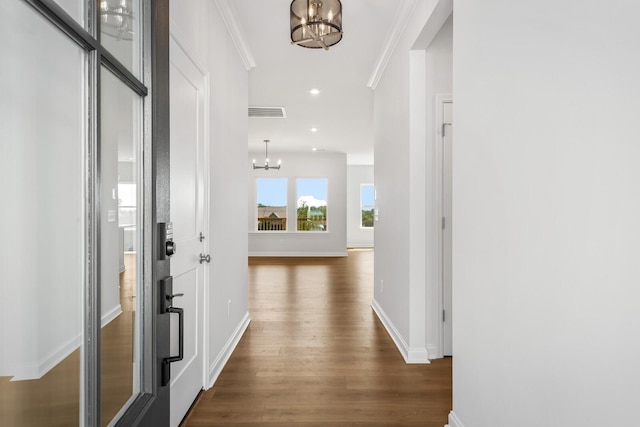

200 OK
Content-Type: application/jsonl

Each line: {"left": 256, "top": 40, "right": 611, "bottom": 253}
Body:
{"left": 23, "top": 0, "right": 171, "bottom": 425}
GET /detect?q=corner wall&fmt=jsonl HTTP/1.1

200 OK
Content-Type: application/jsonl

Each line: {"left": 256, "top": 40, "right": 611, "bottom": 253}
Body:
{"left": 452, "top": 0, "right": 640, "bottom": 425}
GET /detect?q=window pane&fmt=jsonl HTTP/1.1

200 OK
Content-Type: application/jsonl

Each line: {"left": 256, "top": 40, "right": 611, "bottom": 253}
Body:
{"left": 257, "top": 178, "right": 287, "bottom": 231}
{"left": 55, "top": 0, "right": 85, "bottom": 27}
{"left": 100, "top": 0, "right": 143, "bottom": 79}
{"left": 297, "top": 178, "right": 328, "bottom": 232}
{"left": 361, "top": 184, "right": 375, "bottom": 228}
{"left": 0, "top": 3, "right": 85, "bottom": 425}
{"left": 100, "top": 67, "right": 143, "bottom": 425}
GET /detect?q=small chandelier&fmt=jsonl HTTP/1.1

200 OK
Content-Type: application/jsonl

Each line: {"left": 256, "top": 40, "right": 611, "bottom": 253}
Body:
{"left": 290, "top": 0, "right": 343, "bottom": 50}
{"left": 253, "top": 140, "right": 281, "bottom": 170}
{"left": 100, "top": 0, "right": 134, "bottom": 41}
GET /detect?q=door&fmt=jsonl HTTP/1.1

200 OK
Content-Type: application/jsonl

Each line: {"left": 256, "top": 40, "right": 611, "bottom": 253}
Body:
{"left": 168, "top": 35, "right": 208, "bottom": 427}
{"left": 1, "top": 1, "right": 172, "bottom": 425}
{"left": 442, "top": 100, "right": 453, "bottom": 356}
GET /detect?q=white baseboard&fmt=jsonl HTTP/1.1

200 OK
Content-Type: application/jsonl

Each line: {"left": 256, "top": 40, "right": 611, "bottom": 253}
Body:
{"left": 11, "top": 304, "right": 123, "bottom": 381}
{"left": 371, "top": 298, "right": 430, "bottom": 364}
{"left": 207, "top": 312, "right": 251, "bottom": 388}
{"left": 248, "top": 251, "right": 347, "bottom": 257}
{"left": 101, "top": 304, "right": 123, "bottom": 328}
{"left": 446, "top": 411, "right": 465, "bottom": 427}
{"left": 11, "top": 333, "right": 82, "bottom": 381}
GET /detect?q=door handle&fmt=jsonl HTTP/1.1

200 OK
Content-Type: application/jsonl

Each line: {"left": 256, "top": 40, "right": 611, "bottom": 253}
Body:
{"left": 199, "top": 253, "right": 211, "bottom": 264}
{"left": 162, "top": 306, "right": 184, "bottom": 386}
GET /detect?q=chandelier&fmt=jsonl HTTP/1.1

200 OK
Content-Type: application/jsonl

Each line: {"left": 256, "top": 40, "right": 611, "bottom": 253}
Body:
{"left": 253, "top": 140, "right": 281, "bottom": 170}
{"left": 290, "top": 0, "right": 343, "bottom": 50}
{"left": 100, "top": 0, "right": 134, "bottom": 41}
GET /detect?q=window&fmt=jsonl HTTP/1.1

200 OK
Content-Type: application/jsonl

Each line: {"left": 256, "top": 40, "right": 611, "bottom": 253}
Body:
{"left": 256, "top": 178, "right": 287, "bottom": 231}
{"left": 297, "top": 178, "right": 328, "bottom": 232}
{"left": 361, "top": 184, "right": 375, "bottom": 228}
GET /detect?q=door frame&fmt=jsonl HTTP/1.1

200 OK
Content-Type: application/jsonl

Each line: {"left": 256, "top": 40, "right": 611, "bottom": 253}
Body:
{"left": 23, "top": 0, "right": 172, "bottom": 424}
{"left": 436, "top": 95, "right": 453, "bottom": 357}
{"left": 167, "top": 24, "right": 212, "bottom": 423}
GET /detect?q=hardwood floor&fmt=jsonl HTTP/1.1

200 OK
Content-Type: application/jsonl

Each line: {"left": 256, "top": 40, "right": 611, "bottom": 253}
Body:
{"left": 183, "top": 250, "right": 452, "bottom": 426}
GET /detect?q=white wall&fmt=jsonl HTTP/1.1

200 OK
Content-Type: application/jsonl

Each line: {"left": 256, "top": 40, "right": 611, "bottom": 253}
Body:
{"left": 0, "top": 1, "right": 84, "bottom": 379}
{"left": 372, "top": 0, "right": 437, "bottom": 363}
{"left": 346, "top": 165, "right": 374, "bottom": 248}
{"left": 170, "top": 0, "right": 249, "bottom": 387}
{"left": 451, "top": 1, "right": 640, "bottom": 426}
{"left": 248, "top": 151, "right": 347, "bottom": 256}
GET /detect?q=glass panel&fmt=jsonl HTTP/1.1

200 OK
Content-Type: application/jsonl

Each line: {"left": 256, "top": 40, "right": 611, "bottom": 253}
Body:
{"left": 55, "top": 0, "right": 85, "bottom": 27}
{"left": 99, "top": 0, "right": 143, "bottom": 79}
{"left": 100, "top": 67, "right": 143, "bottom": 426}
{"left": 256, "top": 178, "right": 288, "bottom": 231}
{"left": 0, "top": 2, "right": 85, "bottom": 426}
{"left": 296, "top": 178, "right": 328, "bottom": 232}
{"left": 361, "top": 184, "right": 375, "bottom": 228}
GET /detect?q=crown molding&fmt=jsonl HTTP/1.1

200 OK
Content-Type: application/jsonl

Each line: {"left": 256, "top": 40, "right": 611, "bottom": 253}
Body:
{"left": 214, "top": 0, "right": 256, "bottom": 70}
{"left": 367, "top": 0, "right": 422, "bottom": 90}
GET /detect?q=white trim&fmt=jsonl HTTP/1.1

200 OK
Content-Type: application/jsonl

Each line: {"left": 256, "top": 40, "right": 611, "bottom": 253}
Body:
{"left": 207, "top": 312, "right": 251, "bottom": 387}
{"left": 170, "top": 23, "right": 208, "bottom": 76}
{"left": 11, "top": 303, "right": 123, "bottom": 381}
{"left": 248, "top": 251, "right": 348, "bottom": 257}
{"left": 367, "top": 0, "right": 422, "bottom": 89}
{"left": 446, "top": 411, "right": 465, "bottom": 427}
{"left": 101, "top": 304, "right": 123, "bottom": 328}
{"left": 10, "top": 333, "right": 82, "bottom": 381}
{"left": 371, "top": 299, "right": 430, "bottom": 364}
{"left": 213, "top": 0, "right": 256, "bottom": 70}
{"left": 431, "top": 94, "right": 453, "bottom": 359}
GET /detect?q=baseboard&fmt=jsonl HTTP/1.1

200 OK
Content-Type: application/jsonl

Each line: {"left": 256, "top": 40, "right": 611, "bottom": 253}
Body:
{"left": 427, "top": 344, "right": 442, "bottom": 360}
{"left": 207, "top": 312, "right": 251, "bottom": 388}
{"left": 346, "top": 243, "right": 374, "bottom": 249}
{"left": 248, "top": 251, "right": 348, "bottom": 257}
{"left": 371, "top": 299, "right": 430, "bottom": 364}
{"left": 446, "top": 411, "right": 465, "bottom": 427}
{"left": 11, "top": 303, "right": 124, "bottom": 381}
{"left": 11, "top": 332, "right": 82, "bottom": 381}
{"left": 101, "top": 304, "right": 123, "bottom": 328}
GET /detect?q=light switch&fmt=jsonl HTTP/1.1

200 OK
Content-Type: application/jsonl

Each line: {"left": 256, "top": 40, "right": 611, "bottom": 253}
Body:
{"left": 108, "top": 210, "right": 117, "bottom": 222}
{"left": 374, "top": 208, "right": 379, "bottom": 222}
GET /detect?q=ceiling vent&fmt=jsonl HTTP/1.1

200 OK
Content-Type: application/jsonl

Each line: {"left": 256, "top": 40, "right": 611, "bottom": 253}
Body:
{"left": 248, "top": 106, "right": 287, "bottom": 119}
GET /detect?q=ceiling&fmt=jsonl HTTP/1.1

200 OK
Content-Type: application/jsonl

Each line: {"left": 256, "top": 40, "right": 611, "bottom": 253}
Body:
{"left": 233, "top": 0, "right": 401, "bottom": 165}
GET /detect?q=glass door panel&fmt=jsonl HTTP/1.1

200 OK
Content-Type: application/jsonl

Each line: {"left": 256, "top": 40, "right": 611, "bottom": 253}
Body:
{"left": 99, "top": 0, "right": 143, "bottom": 79}
{"left": 0, "top": 2, "right": 85, "bottom": 425}
{"left": 99, "top": 67, "right": 143, "bottom": 426}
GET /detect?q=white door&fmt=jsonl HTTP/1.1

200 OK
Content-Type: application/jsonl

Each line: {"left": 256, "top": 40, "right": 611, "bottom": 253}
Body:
{"left": 169, "top": 35, "right": 208, "bottom": 427}
{"left": 442, "top": 100, "right": 453, "bottom": 356}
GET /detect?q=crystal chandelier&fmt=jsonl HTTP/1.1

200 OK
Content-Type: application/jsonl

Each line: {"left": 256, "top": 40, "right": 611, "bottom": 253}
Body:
{"left": 290, "top": 0, "right": 343, "bottom": 50}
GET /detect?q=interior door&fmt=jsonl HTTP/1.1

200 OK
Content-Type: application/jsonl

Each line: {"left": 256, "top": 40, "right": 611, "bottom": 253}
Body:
{"left": 442, "top": 100, "right": 453, "bottom": 356}
{"left": 168, "top": 35, "right": 208, "bottom": 427}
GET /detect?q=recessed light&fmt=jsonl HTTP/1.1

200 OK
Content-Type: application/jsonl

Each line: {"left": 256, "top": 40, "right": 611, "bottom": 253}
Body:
{"left": 310, "top": 127, "right": 318, "bottom": 132}
{"left": 309, "top": 88, "right": 320, "bottom": 95}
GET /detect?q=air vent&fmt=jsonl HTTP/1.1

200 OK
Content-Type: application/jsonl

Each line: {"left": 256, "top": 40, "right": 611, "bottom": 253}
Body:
{"left": 248, "top": 106, "right": 286, "bottom": 119}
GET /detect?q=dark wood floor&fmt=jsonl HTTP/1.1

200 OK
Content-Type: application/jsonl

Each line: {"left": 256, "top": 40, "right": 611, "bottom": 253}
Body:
{"left": 183, "top": 249, "right": 452, "bottom": 426}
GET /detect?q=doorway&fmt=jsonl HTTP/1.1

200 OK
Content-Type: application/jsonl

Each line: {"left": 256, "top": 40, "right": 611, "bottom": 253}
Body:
{"left": 440, "top": 99, "right": 453, "bottom": 356}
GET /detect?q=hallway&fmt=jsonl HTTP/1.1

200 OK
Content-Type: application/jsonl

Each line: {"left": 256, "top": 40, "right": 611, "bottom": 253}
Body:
{"left": 184, "top": 249, "right": 452, "bottom": 425}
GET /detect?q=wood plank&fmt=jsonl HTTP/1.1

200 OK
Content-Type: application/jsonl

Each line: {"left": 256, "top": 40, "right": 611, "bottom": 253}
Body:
{"left": 183, "top": 250, "right": 452, "bottom": 425}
